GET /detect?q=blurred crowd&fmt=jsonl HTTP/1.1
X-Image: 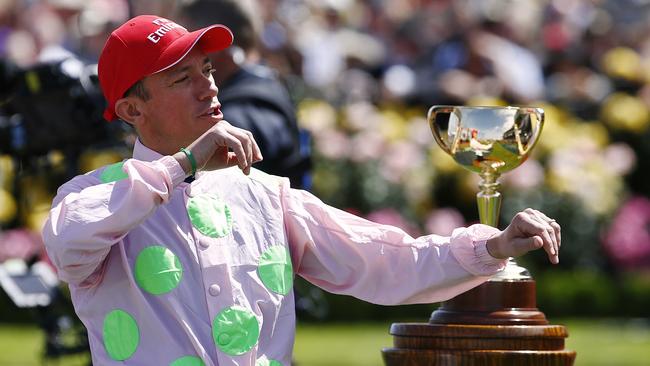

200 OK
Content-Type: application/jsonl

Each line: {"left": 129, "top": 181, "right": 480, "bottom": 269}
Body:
{"left": 2, "top": 0, "right": 650, "bottom": 274}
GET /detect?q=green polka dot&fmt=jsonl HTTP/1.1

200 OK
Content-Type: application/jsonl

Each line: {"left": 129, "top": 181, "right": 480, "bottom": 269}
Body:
{"left": 170, "top": 356, "right": 205, "bottom": 366}
{"left": 212, "top": 306, "right": 259, "bottom": 355}
{"left": 134, "top": 246, "right": 183, "bottom": 295}
{"left": 103, "top": 309, "right": 139, "bottom": 361}
{"left": 187, "top": 194, "right": 233, "bottom": 238}
{"left": 258, "top": 246, "right": 293, "bottom": 295}
{"left": 100, "top": 162, "right": 128, "bottom": 183}
{"left": 256, "top": 359, "right": 283, "bottom": 366}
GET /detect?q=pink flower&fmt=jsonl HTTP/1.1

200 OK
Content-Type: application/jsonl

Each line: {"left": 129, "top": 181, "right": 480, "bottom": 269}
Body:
{"left": 407, "top": 117, "right": 433, "bottom": 147}
{"left": 603, "top": 143, "right": 636, "bottom": 175}
{"left": 0, "top": 229, "right": 44, "bottom": 263}
{"left": 349, "top": 130, "right": 386, "bottom": 163}
{"left": 502, "top": 158, "right": 545, "bottom": 190}
{"left": 602, "top": 196, "right": 650, "bottom": 269}
{"left": 344, "top": 102, "right": 379, "bottom": 132}
{"left": 425, "top": 208, "right": 466, "bottom": 236}
{"left": 366, "top": 208, "right": 420, "bottom": 237}
{"left": 314, "top": 129, "right": 351, "bottom": 160}
{"left": 379, "top": 141, "right": 424, "bottom": 183}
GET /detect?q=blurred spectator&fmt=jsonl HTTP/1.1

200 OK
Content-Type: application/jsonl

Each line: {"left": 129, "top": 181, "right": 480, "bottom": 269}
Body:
{"left": 3, "top": 0, "right": 650, "bottom": 275}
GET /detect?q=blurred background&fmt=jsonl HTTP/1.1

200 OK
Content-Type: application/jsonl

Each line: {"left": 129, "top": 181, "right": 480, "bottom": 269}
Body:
{"left": 1, "top": 0, "right": 650, "bottom": 365}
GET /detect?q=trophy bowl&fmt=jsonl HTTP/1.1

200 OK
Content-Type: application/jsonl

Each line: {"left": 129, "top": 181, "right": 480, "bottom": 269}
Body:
{"left": 428, "top": 105, "right": 544, "bottom": 176}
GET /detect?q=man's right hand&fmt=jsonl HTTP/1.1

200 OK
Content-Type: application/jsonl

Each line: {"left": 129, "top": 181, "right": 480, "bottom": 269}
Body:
{"left": 486, "top": 208, "right": 561, "bottom": 264}
{"left": 174, "top": 121, "right": 263, "bottom": 176}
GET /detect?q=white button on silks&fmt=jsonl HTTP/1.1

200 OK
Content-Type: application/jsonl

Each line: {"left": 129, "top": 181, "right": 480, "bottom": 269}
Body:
{"left": 199, "top": 240, "right": 210, "bottom": 249}
{"left": 209, "top": 284, "right": 221, "bottom": 296}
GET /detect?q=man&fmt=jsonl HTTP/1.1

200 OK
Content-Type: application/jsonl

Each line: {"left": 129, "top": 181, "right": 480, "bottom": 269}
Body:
{"left": 43, "top": 15, "right": 561, "bottom": 365}
{"left": 178, "top": 0, "right": 310, "bottom": 189}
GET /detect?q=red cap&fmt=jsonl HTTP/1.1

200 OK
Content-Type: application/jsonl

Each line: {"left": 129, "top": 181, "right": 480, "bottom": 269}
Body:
{"left": 98, "top": 15, "right": 233, "bottom": 122}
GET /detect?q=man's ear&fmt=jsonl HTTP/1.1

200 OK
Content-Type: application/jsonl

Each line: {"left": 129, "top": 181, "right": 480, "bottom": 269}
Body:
{"left": 115, "top": 97, "right": 144, "bottom": 126}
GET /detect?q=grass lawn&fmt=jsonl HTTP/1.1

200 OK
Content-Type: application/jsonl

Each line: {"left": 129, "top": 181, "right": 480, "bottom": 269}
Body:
{"left": 0, "top": 318, "right": 648, "bottom": 365}
{"left": 295, "top": 318, "right": 650, "bottom": 366}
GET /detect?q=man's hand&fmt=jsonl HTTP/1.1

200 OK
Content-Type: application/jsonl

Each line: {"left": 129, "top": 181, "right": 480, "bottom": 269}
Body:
{"left": 175, "top": 121, "right": 263, "bottom": 175}
{"left": 486, "top": 208, "right": 561, "bottom": 264}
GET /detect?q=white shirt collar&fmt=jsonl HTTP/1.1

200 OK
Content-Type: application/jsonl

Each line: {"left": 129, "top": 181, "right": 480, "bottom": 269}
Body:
{"left": 132, "top": 138, "right": 164, "bottom": 162}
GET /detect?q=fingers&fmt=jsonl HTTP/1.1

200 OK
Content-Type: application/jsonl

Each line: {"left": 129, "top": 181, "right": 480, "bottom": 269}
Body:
{"left": 224, "top": 151, "right": 240, "bottom": 168}
{"left": 222, "top": 133, "right": 247, "bottom": 171}
{"left": 224, "top": 127, "right": 253, "bottom": 173}
{"left": 513, "top": 209, "right": 559, "bottom": 264}
{"left": 534, "top": 210, "right": 561, "bottom": 250}
{"left": 511, "top": 236, "right": 544, "bottom": 255}
{"left": 210, "top": 122, "right": 259, "bottom": 174}
{"left": 525, "top": 208, "right": 561, "bottom": 263}
{"left": 220, "top": 120, "right": 262, "bottom": 160}
{"left": 252, "top": 135, "right": 263, "bottom": 163}
{"left": 524, "top": 209, "right": 558, "bottom": 261}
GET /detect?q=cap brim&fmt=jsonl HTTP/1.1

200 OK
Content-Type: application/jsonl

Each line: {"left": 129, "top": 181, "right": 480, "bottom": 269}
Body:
{"left": 151, "top": 25, "right": 233, "bottom": 75}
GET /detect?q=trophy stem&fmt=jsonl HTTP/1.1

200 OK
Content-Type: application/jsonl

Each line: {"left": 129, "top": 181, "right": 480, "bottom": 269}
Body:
{"left": 477, "top": 169, "right": 501, "bottom": 228}
{"left": 477, "top": 169, "right": 532, "bottom": 280}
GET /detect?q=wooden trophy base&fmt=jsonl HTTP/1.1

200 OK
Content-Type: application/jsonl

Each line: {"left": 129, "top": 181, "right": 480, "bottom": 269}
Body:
{"left": 382, "top": 279, "right": 576, "bottom": 366}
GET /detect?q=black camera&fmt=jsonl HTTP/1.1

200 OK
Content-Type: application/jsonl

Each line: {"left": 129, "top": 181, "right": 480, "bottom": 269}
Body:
{"left": 0, "top": 57, "right": 110, "bottom": 156}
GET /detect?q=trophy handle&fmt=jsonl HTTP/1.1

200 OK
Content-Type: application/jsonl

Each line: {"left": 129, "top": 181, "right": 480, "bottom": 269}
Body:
{"left": 427, "top": 106, "right": 456, "bottom": 155}
{"left": 516, "top": 107, "right": 545, "bottom": 155}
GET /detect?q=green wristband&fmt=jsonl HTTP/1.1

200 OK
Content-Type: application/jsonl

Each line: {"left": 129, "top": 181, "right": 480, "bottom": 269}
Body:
{"left": 179, "top": 147, "right": 197, "bottom": 176}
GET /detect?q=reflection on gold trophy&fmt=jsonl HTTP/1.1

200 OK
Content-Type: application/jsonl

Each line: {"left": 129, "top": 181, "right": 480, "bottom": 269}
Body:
{"left": 429, "top": 105, "right": 544, "bottom": 280}
{"left": 382, "top": 106, "right": 576, "bottom": 366}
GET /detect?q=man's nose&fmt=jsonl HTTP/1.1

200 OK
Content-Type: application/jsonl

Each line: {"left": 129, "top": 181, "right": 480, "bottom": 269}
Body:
{"left": 198, "top": 75, "right": 218, "bottom": 100}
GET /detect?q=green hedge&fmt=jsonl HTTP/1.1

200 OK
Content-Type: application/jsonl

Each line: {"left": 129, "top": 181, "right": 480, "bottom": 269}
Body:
{"left": 297, "top": 270, "right": 650, "bottom": 323}
{"left": 537, "top": 270, "right": 650, "bottom": 318}
{"left": 2, "top": 271, "right": 649, "bottom": 324}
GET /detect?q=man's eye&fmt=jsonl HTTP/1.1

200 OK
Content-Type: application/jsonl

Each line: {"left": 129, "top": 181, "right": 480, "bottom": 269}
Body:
{"left": 204, "top": 68, "right": 215, "bottom": 76}
{"left": 174, "top": 76, "right": 189, "bottom": 84}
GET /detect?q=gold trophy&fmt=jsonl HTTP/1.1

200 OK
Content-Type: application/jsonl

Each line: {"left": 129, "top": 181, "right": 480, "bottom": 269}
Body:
{"left": 429, "top": 105, "right": 543, "bottom": 281}
{"left": 382, "top": 106, "right": 576, "bottom": 366}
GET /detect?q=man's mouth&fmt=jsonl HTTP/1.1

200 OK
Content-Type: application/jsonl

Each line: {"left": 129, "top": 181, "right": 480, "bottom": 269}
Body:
{"left": 199, "top": 105, "right": 222, "bottom": 118}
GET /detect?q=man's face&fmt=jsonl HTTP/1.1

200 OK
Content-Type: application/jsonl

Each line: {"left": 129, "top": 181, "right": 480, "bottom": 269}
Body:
{"left": 138, "top": 47, "right": 224, "bottom": 154}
